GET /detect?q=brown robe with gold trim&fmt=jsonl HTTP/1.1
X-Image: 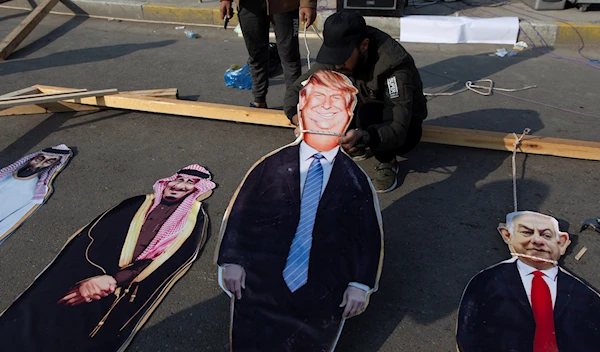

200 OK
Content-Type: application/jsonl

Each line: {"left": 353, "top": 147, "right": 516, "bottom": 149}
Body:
{"left": 0, "top": 194, "right": 207, "bottom": 352}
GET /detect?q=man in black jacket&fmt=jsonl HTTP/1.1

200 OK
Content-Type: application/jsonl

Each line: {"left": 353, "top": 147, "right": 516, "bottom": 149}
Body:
{"left": 284, "top": 10, "right": 427, "bottom": 193}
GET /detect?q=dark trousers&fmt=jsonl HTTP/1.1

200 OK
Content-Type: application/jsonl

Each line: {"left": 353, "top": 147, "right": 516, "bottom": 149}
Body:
{"left": 238, "top": 0, "right": 302, "bottom": 104}
{"left": 353, "top": 103, "right": 423, "bottom": 163}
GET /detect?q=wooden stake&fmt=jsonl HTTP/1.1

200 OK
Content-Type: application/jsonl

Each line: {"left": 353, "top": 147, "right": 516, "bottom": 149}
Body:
{"left": 575, "top": 247, "right": 588, "bottom": 261}
{"left": 0, "top": 0, "right": 61, "bottom": 60}
{"left": 0, "top": 89, "right": 118, "bottom": 109}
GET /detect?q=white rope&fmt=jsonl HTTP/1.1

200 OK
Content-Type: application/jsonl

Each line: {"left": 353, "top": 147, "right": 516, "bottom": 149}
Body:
{"left": 510, "top": 253, "right": 558, "bottom": 265}
{"left": 511, "top": 128, "right": 530, "bottom": 212}
{"left": 424, "top": 79, "right": 537, "bottom": 97}
{"left": 304, "top": 25, "right": 324, "bottom": 70}
{"left": 300, "top": 129, "right": 344, "bottom": 137}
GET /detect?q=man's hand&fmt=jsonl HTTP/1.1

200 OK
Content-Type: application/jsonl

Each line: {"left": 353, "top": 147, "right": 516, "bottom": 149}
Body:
{"left": 299, "top": 7, "right": 316, "bottom": 28}
{"left": 338, "top": 129, "right": 363, "bottom": 154}
{"left": 223, "top": 264, "right": 246, "bottom": 300}
{"left": 220, "top": 0, "right": 234, "bottom": 20}
{"left": 340, "top": 286, "right": 367, "bottom": 318}
{"left": 57, "top": 275, "right": 117, "bottom": 306}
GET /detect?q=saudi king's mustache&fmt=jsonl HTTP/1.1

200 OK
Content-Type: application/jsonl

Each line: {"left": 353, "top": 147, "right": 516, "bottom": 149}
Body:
{"left": 16, "top": 165, "right": 49, "bottom": 178}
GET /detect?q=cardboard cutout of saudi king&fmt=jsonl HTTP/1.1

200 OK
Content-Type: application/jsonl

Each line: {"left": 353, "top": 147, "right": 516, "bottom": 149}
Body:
{"left": 0, "top": 165, "right": 216, "bottom": 352}
{"left": 0, "top": 144, "right": 72, "bottom": 244}
{"left": 215, "top": 70, "right": 384, "bottom": 351}
{"left": 456, "top": 211, "right": 600, "bottom": 352}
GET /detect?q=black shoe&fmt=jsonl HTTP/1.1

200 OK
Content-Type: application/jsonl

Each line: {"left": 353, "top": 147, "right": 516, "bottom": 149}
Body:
{"left": 249, "top": 102, "right": 268, "bottom": 109}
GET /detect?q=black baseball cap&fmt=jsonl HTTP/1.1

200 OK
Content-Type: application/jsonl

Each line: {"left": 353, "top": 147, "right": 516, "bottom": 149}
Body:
{"left": 316, "top": 11, "right": 367, "bottom": 66}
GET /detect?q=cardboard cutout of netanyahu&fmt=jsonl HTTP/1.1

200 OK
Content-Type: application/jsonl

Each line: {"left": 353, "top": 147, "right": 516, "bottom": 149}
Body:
{"left": 456, "top": 211, "right": 600, "bottom": 352}
{"left": 0, "top": 165, "right": 215, "bottom": 352}
{"left": 216, "top": 70, "right": 384, "bottom": 351}
{"left": 0, "top": 144, "right": 72, "bottom": 244}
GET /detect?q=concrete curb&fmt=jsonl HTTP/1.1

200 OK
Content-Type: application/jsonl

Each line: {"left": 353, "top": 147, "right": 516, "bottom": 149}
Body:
{"left": 2, "top": 1, "right": 599, "bottom": 46}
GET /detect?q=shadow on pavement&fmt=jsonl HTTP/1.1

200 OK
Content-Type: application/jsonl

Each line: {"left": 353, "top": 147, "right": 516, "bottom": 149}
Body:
{"left": 9, "top": 16, "right": 89, "bottom": 59}
{"left": 0, "top": 40, "right": 175, "bottom": 76}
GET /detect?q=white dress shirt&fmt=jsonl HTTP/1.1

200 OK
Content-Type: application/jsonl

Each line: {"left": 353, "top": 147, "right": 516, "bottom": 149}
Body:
{"left": 510, "top": 257, "right": 559, "bottom": 307}
{"left": 299, "top": 141, "right": 338, "bottom": 196}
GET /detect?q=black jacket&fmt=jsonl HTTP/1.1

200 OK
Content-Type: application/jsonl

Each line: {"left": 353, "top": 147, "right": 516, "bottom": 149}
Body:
{"left": 283, "top": 26, "right": 427, "bottom": 151}
{"left": 457, "top": 260, "right": 600, "bottom": 352}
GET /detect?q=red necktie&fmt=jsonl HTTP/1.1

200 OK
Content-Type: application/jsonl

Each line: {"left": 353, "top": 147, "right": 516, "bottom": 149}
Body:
{"left": 531, "top": 271, "right": 559, "bottom": 352}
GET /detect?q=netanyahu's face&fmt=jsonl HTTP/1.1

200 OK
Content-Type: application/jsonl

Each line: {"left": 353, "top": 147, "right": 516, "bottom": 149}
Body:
{"left": 509, "top": 213, "right": 566, "bottom": 267}
{"left": 301, "top": 85, "right": 351, "bottom": 135}
{"left": 162, "top": 175, "right": 198, "bottom": 201}
{"left": 16, "top": 154, "right": 60, "bottom": 178}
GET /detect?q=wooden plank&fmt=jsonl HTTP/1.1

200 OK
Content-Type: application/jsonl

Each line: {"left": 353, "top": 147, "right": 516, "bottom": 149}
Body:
{"left": 0, "top": 89, "right": 118, "bottom": 109}
{"left": 0, "top": 86, "right": 39, "bottom": 99}
{"left": 64, "top": 94, "right": 295, "bottom": 128}
{"left": 0, "top": 0, "right": 61, "bottom": 60}
{"left": 36, "top": 85, "right": 179, "bottom": 99}
{"left": 421, "top": 125, "right": 600, "bottom": 161}
{"left": 23, "top": 86, "right": 600, "bottom": 161}
{"left": 0, "top": 89, "right": 88, "bottom": 101}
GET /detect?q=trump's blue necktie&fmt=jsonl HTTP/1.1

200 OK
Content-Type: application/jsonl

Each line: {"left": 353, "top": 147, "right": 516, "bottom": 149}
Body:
{"left": 283, "top": 153, "right": 324, "bottom": 292}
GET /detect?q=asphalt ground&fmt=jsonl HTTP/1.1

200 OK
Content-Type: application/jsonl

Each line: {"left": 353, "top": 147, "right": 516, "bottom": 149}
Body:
{"left": 1, "top": 9, "right": 599, "bottom": 351}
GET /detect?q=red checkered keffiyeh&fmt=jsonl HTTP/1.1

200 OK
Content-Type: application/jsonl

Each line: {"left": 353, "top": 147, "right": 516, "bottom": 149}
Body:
{"left": 0, "top": 144, "right": 72, "bottom": 204}
{"left": 136, "top": 164, "right": 216, "bottom": 261}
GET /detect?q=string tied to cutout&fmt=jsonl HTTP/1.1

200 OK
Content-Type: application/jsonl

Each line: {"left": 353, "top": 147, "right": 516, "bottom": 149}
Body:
{"left": 304, "top": 24, "right": 323, "bottom": 70}
{"left": 511, "top": 128, "right": 531, "bottom": 213}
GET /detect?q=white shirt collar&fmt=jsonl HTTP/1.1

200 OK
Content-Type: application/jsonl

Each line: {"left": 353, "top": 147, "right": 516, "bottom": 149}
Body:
{"left": 516, "top": 258, "right": 559, "bottom": 281}
{"left": 299, "top": 141, "right": 339, "bottom": 165}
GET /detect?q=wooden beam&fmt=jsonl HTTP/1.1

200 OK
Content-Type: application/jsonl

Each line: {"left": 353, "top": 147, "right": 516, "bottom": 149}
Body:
{"left": 62, "top": 94, "right": 295, "bottom": 128}
{"left": 0, "top": 89, "right": 88, "bottom": 101}
{"left": 0, "top": 86, "right": 39, "bottom": 99}
{"left": 19, "top": 85, "right": 600, "bottom": 161}
{"left": 0, "top": 0, "right": 61, "bottom": 60}
{"left": 421, "top": 126, "right": 600, "bottom": 161}
{"left": 0, "top": 89, "right": 118, "bottom": 109}
{"left": 35, "top": 85, "right": 179, "bottom": 99}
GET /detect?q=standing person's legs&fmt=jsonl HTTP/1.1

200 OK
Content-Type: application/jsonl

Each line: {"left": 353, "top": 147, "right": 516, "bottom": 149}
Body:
{"left": 238, "top": 0, "right": 270, "bottom": 107}
{"left": 271, "top": 10, "right": 302, "bottom": 89}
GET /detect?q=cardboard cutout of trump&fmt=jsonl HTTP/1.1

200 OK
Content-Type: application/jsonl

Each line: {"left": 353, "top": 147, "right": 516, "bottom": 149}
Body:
{"left": 457, "top": 211, "right": 600, "bottom": 352}
{"left": 215, "top": 70, "right": 384, "bottom": 352}
{"left": 0, "top": 144, "right": 72, "bottom": 244}
{"left": 0, "top": 165, "right": 216, "bottom": 352}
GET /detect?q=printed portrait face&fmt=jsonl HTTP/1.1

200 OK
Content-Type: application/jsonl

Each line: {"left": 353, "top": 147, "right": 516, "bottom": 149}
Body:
{"left": 299, "top": 70, "right": 358, "bottom": 152}
{"left": 162, "top": 175, "right": 199, "bottom": 201}
{"left": 16, "top": 154, "right": 60, "bottom": 178}
{"left": 499, "top": 212, "right": 569, "bottom": 270}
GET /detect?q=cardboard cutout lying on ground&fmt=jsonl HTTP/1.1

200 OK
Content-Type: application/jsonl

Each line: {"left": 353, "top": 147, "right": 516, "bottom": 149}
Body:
{"left": 0, "top": 144, "right": 72, "bottom": 244}
{"left": 457, "top": 211, "right": 600, "bottom": 351}
{"left": 0, "top": 165, "right": 216, "bottom": 352}
{"left": 216, "top": 70, "right": 384, "bottom": 351}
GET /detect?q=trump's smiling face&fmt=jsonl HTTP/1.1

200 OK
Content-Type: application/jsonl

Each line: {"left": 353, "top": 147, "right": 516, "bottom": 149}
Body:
{"left": 301, "top": 85, "right": 350, "bottom": 134}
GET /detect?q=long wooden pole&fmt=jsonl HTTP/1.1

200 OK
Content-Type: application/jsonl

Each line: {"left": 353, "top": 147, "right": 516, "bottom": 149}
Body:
{"left": 33, "top": 86, "right": 600, "bottom": 162}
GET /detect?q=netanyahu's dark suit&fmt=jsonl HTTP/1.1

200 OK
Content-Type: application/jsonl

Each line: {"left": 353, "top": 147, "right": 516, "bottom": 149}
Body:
{"left": 457, "top": 260, "right": 600, "bottom": 352}
{"left": 217, "top": 143, "right": 382, "bottom": 352}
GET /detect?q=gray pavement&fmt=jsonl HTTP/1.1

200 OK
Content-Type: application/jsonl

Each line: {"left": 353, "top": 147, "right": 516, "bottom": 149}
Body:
{"left": 1, "top": 10, "right": 599, "bottom": 351}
